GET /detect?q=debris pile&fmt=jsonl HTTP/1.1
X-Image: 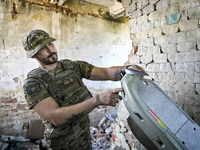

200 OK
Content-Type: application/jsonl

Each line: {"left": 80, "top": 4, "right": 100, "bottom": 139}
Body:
{"left": 110, "top": 118, "right": 146, "bottom": 150}
{"left": 90, "top": 116, "right": 145, "bottom": 150}
{"left": 90, "top": 115, "right": 114, "bottom": 150}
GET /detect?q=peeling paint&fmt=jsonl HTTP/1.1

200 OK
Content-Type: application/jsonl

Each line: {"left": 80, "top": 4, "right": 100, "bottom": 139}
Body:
{"left": 2, "top": 39, "right": 6, "bottom": 50}
{"left": 13, "top": 77, "right": 21, "bottom": 85}
{"left": 31, "top": 13, "right": 46, "bottom": 21}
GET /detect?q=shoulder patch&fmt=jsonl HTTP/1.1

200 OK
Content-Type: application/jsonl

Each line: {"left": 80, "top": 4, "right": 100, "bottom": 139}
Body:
{"left": 26, "top": 83, "right": 42, "bottom": 95}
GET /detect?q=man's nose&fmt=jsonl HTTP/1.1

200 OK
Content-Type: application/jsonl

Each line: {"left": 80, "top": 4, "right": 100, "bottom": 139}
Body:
{"left": 46, "top": 45, "right": 54, "bottom": 53}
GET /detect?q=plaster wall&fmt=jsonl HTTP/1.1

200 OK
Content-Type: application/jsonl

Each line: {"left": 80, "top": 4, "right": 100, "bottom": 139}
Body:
{"left": 0, "top": 1, "right": 131, "bottom": 136}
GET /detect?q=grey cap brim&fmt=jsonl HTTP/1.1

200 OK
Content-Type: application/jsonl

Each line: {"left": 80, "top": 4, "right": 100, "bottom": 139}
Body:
{"left": 26, "top": 37, "right": 56, "bottom": 58}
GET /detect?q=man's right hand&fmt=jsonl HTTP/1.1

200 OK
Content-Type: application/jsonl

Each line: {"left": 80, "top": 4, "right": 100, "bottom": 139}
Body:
{"left": 98, "top": 88, "right": 123, "bottom": 107}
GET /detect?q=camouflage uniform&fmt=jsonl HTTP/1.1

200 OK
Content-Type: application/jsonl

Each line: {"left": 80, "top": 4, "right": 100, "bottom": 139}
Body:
{"left": 22, "top": 30, "right": 95, "bottom": 149}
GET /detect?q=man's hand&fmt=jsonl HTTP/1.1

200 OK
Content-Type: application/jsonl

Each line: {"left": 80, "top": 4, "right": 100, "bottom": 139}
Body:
{"left": 90, "top": 64, "right": 147, "bottom": 81}
{"left": 98, "top": 88, "right": 123, "bottom": 107}
{"left": 127, "top": 65, "right": 146, "bottom": 74}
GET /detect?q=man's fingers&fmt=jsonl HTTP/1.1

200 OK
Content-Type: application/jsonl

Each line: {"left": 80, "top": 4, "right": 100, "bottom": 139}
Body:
{"left": 110, "top": 93, "right": 122, "bottom": 107}
{"left": 110, "top": 88, "right": 123, "bottom": 94}
{"left": 128, "top": 65, "right": 147, "bottom": 73}
{"left": 112, "top": 94, "right": 122, "bottom": 100}
{"left": 111, "top": 100, "right": 118, "bottom": 106}
{"left": 99, "top": 88, "right": 123, "bottom": 107}
{"left": 112, "top": 99, "right": 119, "bottom": 104}
{"left": 136, "top": 65, "right": 146, "bottom": 73}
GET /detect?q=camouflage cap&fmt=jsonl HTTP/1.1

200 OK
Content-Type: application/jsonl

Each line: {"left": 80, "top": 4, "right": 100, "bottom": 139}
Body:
{"left": 22, "top": 29, "right": 56, "bottom": 58}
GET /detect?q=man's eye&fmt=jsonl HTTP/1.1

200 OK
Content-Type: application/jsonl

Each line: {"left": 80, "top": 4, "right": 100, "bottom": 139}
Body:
{"left": 48, "top": 42, "right": 53, "bottom": 46}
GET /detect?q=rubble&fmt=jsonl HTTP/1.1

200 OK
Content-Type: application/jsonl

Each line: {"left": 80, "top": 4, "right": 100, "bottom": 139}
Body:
{"left": 90, "top": 116, "right": 146, "bottom": 150}
{"left": 90, "top": 115, "right": 113, "bottom": 150}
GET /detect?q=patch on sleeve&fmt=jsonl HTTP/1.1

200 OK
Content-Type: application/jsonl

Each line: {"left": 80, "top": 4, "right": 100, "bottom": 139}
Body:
{"left": 26, "top": 83, "right": 42, "bottom": 95}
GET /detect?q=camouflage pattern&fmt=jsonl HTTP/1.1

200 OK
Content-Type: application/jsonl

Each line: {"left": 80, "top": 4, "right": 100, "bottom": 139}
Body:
{"left": 23, "top": 59, "right": 95, "bottom": 150}
{"left": 22, "top": 29, "right": 56, "bottom": 58}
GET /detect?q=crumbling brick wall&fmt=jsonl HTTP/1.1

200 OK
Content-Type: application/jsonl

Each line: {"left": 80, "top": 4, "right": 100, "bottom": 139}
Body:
{"left": 118, "top": 0, "right": 200, "bottom": 126}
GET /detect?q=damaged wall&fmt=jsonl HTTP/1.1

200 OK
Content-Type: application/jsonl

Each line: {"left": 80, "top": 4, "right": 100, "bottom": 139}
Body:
{"left": 118, "top": 0, "right": 200, "bottom": 129}
{"left": 109, "top": 0, "right": 200, "bottom": 149}
{"left": 0, "top": 0, "right": 132, "bottom": 136}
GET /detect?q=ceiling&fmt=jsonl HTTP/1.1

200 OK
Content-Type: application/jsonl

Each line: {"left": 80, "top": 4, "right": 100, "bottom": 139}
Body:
{"left": 22, "top": 0, "right": 127, "bottom": 23}
{"left": 84, "top": 0, "right": 125, "bottom": 18}
{"left": 83, "top": 0, "right": 118, "bottom": 7}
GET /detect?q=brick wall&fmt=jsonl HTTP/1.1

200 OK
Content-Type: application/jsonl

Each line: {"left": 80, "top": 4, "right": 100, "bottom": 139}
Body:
{"left": 118, "top": 0, "right": 200, "bottom": 125}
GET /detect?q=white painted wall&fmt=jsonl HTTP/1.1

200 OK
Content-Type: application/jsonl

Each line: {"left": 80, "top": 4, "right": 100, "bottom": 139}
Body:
{"left": 56, "top": 14, "right": 132, "bottom": 92}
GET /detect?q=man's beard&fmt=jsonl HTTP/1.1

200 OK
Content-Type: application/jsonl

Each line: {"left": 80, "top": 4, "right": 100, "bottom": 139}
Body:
{"left": 37, "top": 52, "right": 58, "bottom": 65}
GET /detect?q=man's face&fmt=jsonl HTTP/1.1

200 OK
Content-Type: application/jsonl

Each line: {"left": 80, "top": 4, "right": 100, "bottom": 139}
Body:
{"left": 34, "top": 42, "right": 58, "bottom": 65}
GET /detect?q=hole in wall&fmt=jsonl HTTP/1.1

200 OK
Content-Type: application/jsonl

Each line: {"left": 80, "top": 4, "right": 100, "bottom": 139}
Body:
{"left": 153, "top": 4, "right": 156, "bottom": 11}
{"left": 196, "top": 43, "right": 199, "bottom": 50}
{"left": 167, "top": 59, "right": 170, "bottom": 63}
{"left": 140, "top": 9, "right": 143, "bottom": 16}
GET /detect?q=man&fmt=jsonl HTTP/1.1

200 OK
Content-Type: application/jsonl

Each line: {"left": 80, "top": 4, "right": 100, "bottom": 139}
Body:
{"left": 22, "top": 29, "right": 145, "bottom": 150}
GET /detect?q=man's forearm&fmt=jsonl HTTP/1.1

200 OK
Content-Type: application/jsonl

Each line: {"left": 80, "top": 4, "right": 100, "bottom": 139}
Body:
{"left": 33, "top": 96, "right": 97, "bottom": 127}
{"left": 89, "top": 66, "right": 126, "bottom": 81}
{"left": 106, "top": 64, "right": 147, "bottom": 81}
{"left": 107, "top": 66, "right": 126, "bottom": 81}
{"left": 34, "top": 88, "right": 123, "bottom": 127}
{"left": 53, "top": 97, "right": 96, "bottom": 126}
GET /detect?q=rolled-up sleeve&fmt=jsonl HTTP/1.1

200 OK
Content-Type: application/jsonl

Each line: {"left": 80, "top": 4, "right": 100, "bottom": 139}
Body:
{"left": 74, "top": 61, "right": 95, "bottom": 79}
{"left": 23, "top": 79, "right": 51, "bottom": 109}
